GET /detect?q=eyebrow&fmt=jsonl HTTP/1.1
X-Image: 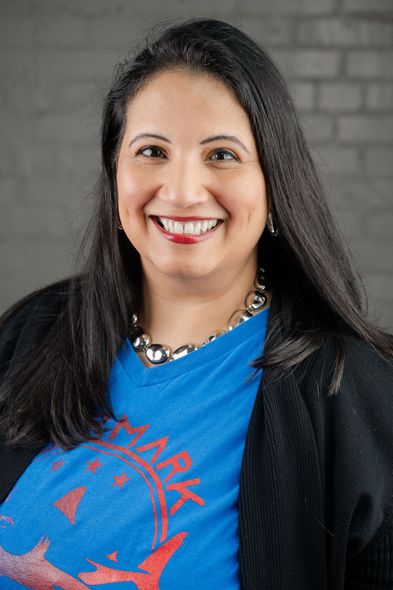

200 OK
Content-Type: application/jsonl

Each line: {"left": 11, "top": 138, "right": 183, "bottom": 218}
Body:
{"left": 128, "top": 133, "right": 250, "bottom": 154}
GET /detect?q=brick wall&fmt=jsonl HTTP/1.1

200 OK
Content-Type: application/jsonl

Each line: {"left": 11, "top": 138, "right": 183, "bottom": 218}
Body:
{"left": 1, "top": 0, "right": 392, "bottom": 331}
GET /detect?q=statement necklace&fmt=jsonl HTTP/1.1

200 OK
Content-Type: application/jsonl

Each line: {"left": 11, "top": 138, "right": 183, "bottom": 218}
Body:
{"left": 129, "top": 267, "right": 269, "bottom": 366}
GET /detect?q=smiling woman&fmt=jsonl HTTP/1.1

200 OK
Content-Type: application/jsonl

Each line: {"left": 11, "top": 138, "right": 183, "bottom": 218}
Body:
{"left": 1, "top": 17, "right": 393, "bottom": 590}
{"left": 116, "top": 69, "right": 268, "bottom": 351}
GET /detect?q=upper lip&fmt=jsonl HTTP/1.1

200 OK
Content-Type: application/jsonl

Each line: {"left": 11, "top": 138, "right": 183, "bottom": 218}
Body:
{"left": 151, "top": 215, "right": 222, "bottom": 221}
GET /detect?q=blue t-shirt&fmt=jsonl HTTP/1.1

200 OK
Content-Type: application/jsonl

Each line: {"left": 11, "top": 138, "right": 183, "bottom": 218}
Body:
{"left": 0, "top": 307, "right": 269, "bottom": 589}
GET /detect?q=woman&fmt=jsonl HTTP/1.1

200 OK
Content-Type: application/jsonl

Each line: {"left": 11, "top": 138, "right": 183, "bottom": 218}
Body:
{"left": 0, "top": 17, "right": 392, "bottom": 590}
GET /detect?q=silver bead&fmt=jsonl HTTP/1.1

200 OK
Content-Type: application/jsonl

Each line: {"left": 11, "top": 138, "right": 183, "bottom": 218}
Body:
{"left": 254, "top": 273, "right": 267, "bottom": 292}
{"left": 172, "top": 344, "right": 198, "bottom": 360}
{"left": 132, "top": 332, "right": 151, "bottom": 352}
{"left": 145, "top": 344, "right": 172, "bottom": 365}
{"left": 131, "top": 313, "right": 138, "bottom": 326}
{"left": 228, "top": 309, "right": 253, "bottom": 329}
{"left": 203, "top": 330, "right": 227, "bottom": 345}
{"left": 245, "top": 290, "right": 267, "bottom": 311}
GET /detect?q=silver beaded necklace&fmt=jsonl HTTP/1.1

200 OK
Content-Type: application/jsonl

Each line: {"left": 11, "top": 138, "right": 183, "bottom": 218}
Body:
{"left": 130, "top": 267, "right": 269, "bottom": 366}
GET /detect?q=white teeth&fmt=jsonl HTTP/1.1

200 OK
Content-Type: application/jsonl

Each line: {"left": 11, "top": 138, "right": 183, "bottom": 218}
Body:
{"left": 157, "top": 217, "right": 220, "bottom": 235}
{"left": 184, "top": 222, "right": 194, "bottom": 235}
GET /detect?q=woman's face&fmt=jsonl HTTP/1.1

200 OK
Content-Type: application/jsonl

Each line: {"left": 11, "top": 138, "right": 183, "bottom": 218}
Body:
{"left": 116, "top": 69, "right": 268, "bottom": 283}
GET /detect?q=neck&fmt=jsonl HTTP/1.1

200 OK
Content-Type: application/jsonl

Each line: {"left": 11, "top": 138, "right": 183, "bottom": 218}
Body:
{"left": 138, "top": 260, "right": 269, "bottom": 352}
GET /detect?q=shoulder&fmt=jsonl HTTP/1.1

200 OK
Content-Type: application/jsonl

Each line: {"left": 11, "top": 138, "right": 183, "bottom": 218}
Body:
{"left": 301, "top": 330, "right": 393, "bottom": 437}
{"left": 0, "top": 278, "right": 72, "bottom": 379}
{"left": 304, "top": 330, "right": 393, "bottom": 398}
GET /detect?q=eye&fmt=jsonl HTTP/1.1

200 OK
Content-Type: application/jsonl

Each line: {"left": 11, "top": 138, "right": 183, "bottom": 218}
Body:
{"left": 209, "top": 148, "right": 238, "bottom": 162}
{"left": 137, "top": 146, "right": 166, "bottom": 159}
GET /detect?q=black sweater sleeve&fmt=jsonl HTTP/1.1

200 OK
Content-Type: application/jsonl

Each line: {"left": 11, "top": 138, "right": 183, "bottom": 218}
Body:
{"left": 301, "top": 334, "right": 393, "bottom": 588}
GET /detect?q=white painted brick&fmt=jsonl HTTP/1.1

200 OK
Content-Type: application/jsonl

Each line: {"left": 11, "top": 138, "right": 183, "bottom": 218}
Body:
{"left": 235, "top": 17, "right": 293, "bottom": 47}
{"left": 338, "top": 115, "right": 393, "bottom": 142}
{"left": 35, "top": 17, "right": 90, "bottom": 47}
{"left": 313, "top": 144, "right": 360, "bottom": 175}
{"left": 55, "top": 145, "right": 99, "bottom": 178}
{"left": 17, "top": 143, "right": 58, "bottom": 176}
{"left": 368, "top": 211, "right": 393, "bottom": 239}
{"left": 292, "top": 50, "right": 340, "bottom": 78}
{"left": 343, "top": 0, "right": 393, "bottom": 12}
{"left": 366, "top": 274, "right": 393, "bottom": 307}
{"left": 0, "top": 48, "right": 35, "bottom": 78}
{"left": 365, "top": 147, "right": 393, "bottom": 175}
{"left": 90, "top": 16, "right": 153, "bottom": 49}
{"left": 290, "top": 82, "right": 316, "bottom": 111}
{"left": 370, "top": 179, "right": 393, "bottom": 202}
{"left": 35, "top": 111, "right": 97, "bottom": 143}
{"left": 332, "top": 177, "right": 391, "bottom": 207}
{"left": 319, "top": 82, "right": 362, "bottom": 111}
{"left": 28, "top": 80, "right": 100, "bottom": 114}
{"left": 35, "top": 49, "right": 121, "bottom": 82}
{"left": 297, "top": 18, "right": 393, "bottom": 48}
{"left": 351, "top": 238, "right": 393, "bottom": 273}
{"left": 302, "top": 114, "right": 336, "bottom": 142}
{"left": 0, "top": 1, "right": 32, "bottom": 17}
{"left": 269, "top": 50, "right": 293, "bottom": 79}
{"left": 235, "top": 0, "right": 334, "bottom": 14}
{"left": 0, "top": 143, "right": 17, "bottom": 176}
{"left": 2, "top": 73, "right": 38, "bottom": 114}
{"left": 346, "top": 51, "right": 393, "bottom": 79}
{"left": 30, "top": 0, "right": 237, "bottom": 17}
{"left": 0, "top": 18, "right": 34, "bottom": 47}
{"left": 19, "top": 175, "right": 92, "bottom": 207}
{"left": 0, "top": 206, "right": 72, "bottom": 238}
{"left": 0, "top": 177, "right": 24, "bottom": 206}
{"left": 366, "top": 83, "right": 393, "bottom": 110}
{"left": 0, "top": 239, "right": 72, "bottom": 313}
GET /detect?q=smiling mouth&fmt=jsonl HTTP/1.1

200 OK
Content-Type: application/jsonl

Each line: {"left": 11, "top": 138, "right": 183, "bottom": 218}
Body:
{"left": 153, "top": 216, "right": 223, "bottom": 236}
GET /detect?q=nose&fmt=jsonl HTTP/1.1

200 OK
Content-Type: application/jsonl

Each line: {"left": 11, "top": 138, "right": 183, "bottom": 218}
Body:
{"left": 157, "top": 158, "right": 210, "bottom": 209}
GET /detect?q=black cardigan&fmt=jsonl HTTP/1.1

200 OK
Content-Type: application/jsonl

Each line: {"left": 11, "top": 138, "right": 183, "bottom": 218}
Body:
{"left": 1, "top": 283, "right": 393, "bottom": 589}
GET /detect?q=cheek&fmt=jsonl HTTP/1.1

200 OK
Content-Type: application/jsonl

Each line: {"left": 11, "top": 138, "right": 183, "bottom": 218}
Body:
{"left": 117, "top": 168, "right": 147, "bottom": 212}
{"left": 228, "top": 187, "right": 268, "bottom": 222}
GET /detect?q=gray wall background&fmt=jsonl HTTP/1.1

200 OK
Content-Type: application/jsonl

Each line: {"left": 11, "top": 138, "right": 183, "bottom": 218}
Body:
{"left": 0, "top": 0, "right": 392, "bottom": 331}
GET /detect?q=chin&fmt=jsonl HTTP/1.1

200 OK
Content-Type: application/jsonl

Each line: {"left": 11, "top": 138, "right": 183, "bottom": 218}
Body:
{"left": 150, "top": 257, "right": 218, "bottom": 281}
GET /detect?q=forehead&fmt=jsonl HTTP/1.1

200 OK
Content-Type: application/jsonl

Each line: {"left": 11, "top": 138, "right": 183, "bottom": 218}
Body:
{"left": 124, "top": 69, "right": 253, "bottom": 134}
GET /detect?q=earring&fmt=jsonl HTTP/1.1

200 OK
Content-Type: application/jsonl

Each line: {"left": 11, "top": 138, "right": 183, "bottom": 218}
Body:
{"left": 117, "top": 223, "right": 123, "bottom": 230}
{"left": 267, "top": 212, "right": 278, "bottom": 237}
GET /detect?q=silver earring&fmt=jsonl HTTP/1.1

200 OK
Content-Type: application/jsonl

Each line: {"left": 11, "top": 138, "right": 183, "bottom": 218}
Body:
{"left": 267, "top": 212, "right": 278, "bottom": 237}
{"left": 117, "top": 223, "right": 123, "bottom": 230}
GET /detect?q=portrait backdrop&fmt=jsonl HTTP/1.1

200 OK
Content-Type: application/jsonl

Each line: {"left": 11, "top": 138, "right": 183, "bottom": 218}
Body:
{"left": 0, "top": 0, "right": 392, "bottom": 331}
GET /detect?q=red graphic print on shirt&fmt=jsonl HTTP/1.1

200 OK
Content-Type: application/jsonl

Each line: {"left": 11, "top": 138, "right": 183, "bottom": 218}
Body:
{"left": 0, "top": 414, "right": 205, "bottom": 588}
{"left": 53, "top": 485, "right": 87, "bottom": 524}
{"left": 0, "top": 533, "right": 187, "bottom": 589}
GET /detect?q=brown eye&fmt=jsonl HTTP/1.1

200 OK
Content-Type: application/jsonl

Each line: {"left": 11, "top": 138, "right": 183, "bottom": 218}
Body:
{"left": 138, "top": 146, "right": 166, "bottom": 158}
{"left": 210, "top": 149, "right": 238, "bottom": 161}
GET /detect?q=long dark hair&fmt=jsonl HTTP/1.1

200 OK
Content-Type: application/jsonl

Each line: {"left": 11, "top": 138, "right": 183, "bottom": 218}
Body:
{"left": 1, "top": 18, "right": 392, "bottom": 449}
